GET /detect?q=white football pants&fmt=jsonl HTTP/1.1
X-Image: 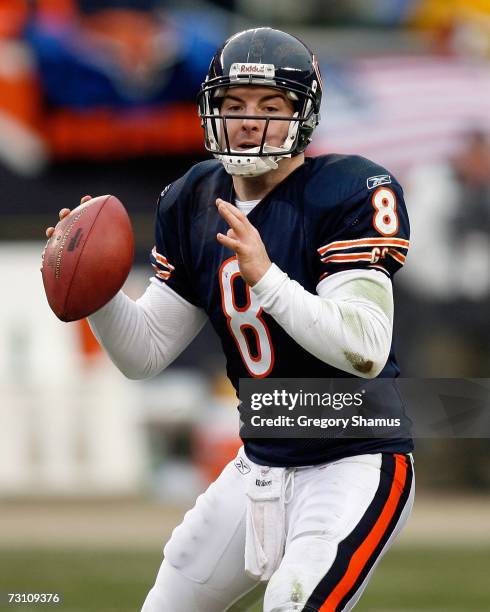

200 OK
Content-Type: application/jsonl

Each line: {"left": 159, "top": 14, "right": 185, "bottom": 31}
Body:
{"left": 142, "top": 448, "right": 414, "bottom": 612}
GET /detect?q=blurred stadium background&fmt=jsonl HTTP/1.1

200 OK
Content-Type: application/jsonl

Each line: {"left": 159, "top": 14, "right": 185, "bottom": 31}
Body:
{"left": 0, "top": 0, "right": 489, "bottom": 610}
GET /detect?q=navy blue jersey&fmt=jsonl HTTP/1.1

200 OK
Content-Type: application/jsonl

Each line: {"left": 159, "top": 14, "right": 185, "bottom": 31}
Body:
{"left": 151, "top": 154, "right": 413, "bottom": 466}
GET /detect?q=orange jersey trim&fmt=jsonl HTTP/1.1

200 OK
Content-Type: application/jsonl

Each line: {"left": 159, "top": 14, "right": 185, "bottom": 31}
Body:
{"left": 318, "top": 237, "right": 409, "bottom": 256}
{"left": 151, "top": 246, "right": 175, "bottom": 271}
{"left": 151, "top": 263, "right": 170, "bottom": 280}
{"left": 387, "top": 249, "right": 406, "bottom": 265}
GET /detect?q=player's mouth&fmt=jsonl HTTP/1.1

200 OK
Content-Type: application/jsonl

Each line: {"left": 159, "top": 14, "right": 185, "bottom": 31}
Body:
{"left": 237, "top": 142, "right": 261, "bottom": 150}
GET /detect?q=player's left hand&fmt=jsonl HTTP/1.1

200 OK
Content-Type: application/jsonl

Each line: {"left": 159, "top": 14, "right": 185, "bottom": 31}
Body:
{"left": 216, "top": 198, "right": 272, "bottom": 286}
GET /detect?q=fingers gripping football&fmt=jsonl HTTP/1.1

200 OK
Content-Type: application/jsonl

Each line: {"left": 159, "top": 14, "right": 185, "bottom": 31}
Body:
{"left": 45, "top": 196, "right": 92, "bottom": 238}
{"left": 215, "top": 198, "right": 271, "bottom": 286}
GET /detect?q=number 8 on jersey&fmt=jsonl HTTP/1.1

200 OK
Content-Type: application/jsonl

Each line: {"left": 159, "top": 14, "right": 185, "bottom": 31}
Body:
{"left": 219, "top": 257, "right": 274, "bottom": 377}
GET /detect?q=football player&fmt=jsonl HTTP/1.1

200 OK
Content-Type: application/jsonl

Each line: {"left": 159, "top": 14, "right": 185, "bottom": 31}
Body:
{"left": 46, "top": 27, "right": 414, "bottom": 612}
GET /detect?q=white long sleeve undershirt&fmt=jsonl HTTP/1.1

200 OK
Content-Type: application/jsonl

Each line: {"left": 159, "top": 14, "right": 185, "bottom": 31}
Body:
{"left": 252, "top": 265, "right": 393, "bottom": 378}
{"left": 88, "top": 279, "right": 207, "bottom": 379}
{"left": 88, "top": 266, "right": 393, "bottom": 380}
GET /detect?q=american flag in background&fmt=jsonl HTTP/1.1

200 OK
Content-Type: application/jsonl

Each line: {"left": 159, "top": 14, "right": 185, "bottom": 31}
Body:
{"left": 312, "top": 55, "right": 490, "bottom": 178}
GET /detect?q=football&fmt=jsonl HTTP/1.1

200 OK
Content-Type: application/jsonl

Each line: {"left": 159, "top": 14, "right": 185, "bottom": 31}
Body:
{"left": 41, "top": 195, "right": 134, "bottom": 322}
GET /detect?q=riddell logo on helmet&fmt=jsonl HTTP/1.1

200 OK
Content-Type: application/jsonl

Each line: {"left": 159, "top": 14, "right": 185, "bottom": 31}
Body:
{"left": 230, "top": 63, "right": 275, "bottom": 79}
{"left": 241, "top": 64, "right": 264, "bottom": 73}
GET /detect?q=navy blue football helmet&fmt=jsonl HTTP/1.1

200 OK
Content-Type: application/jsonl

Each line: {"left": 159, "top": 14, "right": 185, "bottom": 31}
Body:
{"left": 198, "top": 27, "right": 323, "bottom": 176}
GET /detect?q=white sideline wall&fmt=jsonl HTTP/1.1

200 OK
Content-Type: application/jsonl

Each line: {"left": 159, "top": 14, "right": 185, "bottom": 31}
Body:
{"left": 0, "top": 243, "right": 148, "bottom": 496}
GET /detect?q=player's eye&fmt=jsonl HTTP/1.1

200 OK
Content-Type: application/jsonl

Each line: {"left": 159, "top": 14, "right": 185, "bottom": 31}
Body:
{"left": 224, "top": 105, "right": 242, "bottom": 113}
{"left": 263, "top": 106, "right": 279, "bottom": 113}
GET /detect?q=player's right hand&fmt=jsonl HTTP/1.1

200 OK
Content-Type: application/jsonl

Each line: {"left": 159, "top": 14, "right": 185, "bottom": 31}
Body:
{"left": 45, "top": 195, "right": 92, "bottom": 238}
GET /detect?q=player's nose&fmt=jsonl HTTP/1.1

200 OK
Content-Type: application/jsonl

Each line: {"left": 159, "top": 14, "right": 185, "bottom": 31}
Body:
{"left": 240, "top": 115, "right": 261, "bottom": 131}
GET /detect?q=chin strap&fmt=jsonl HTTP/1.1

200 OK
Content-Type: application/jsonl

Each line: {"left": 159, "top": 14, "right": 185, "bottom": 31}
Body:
{"left": 215, "top": 149, "right": 284, "bottom": 177}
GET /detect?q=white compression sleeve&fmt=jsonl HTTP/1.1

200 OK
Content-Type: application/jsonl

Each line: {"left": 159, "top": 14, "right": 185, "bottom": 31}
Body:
{"left": 251, "top": 265, "right": 393, "bottom": 378}
{"left": 88, "top": 278, "right": 207, "bottom": 379}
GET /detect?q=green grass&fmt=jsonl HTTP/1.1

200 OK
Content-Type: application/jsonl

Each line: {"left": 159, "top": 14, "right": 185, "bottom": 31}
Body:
{"left": 355, "top": 547, "right": 490, "bottom": 612}
{"left": 0, "top": 547, "right": 488, "bottom": 611}
{"left": 0, "top": 549, "right": 160, "bottom": 612}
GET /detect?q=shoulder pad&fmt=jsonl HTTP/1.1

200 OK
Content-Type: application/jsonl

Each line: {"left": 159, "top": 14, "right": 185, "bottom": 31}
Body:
{"left": 305, "top": 154, "right": 400, "bottom": 213}
{"left": 157, "top": 160, "right": 222, "bottom": 213}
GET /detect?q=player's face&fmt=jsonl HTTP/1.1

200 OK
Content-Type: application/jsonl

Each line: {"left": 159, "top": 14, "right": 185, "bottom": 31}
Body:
{"left": 220, "top": 87, "right": 295, "bottom": 152}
